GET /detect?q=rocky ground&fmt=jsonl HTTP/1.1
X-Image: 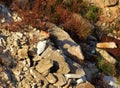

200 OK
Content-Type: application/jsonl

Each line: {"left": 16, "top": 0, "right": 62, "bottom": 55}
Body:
{"left": 0, "top": 0, "right": 120, "bottom": 88}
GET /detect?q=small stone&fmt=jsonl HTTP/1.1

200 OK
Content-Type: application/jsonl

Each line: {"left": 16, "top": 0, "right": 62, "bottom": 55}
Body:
{"left": 76, "top": 81, "right": 95, "bottom": 88}
{"left": 46, "top": 73, "right": 57, "bottom": 84}
{"left": 35, "top": 58, "right": 53, "bottom": 73}
{"left": 54, "top": 74, "right": 66, "bottom": 87}
{"left": 77, "top": 76, "right": 86, "bottom": 84}
{"left": 37, "top": 40, "right": 47, "bottom": 55}
{"left": 41, "top": 47, "right": 70, "bottom": 74}
{"left": 15, "top": 32, "right": 23, "bottom": 39}
{"left": 96, "top": 48, "right": 117, "bottom": 64}
{"left": 18, "top": 46, "right": 28, "bottom": 59}
{"left": 64, "top": 74, "right": 83, "bottom": 79}
{"left": 96, "top": 42, "right": 117, "bottom": 48}
{"left": 33, "top": 56, "right": 42, "bottom": 62}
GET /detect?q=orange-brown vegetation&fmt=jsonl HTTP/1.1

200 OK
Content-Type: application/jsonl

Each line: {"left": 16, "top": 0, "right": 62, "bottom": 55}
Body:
{"left": 0, "top": 0, "right": 94, "bottom": 39}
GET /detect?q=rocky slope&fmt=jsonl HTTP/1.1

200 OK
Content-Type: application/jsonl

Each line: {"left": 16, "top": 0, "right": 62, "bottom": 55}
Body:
{"left": 0, "top": 0, "right": 120, "bottom": 88}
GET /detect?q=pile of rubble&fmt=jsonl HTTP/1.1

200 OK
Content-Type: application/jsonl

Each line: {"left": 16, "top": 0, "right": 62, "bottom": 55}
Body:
{"left": 0, "top": 23, "right": 97, "bottom": 88}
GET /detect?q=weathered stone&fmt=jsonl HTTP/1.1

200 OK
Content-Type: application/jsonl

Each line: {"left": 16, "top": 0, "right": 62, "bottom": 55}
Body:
{"left": 46, "top": 73, "right": 57, "bottom": 84}
{"left": 35, "top": 58, "right": 53, "bottom": 73}
{"left": 65, "top": 74, "right": 84, "bottom": 79}
{"left": 63, "top": 79, "right": 72, "bottom": 88}
{"left": 77, "top": 76, "right": 86, "bottom": 84}
{"left": 18, "top": 79, "right": 31, "bottom": 88}
{"left": 96, "top": 48, "right": 116, "bottom": 64}
{"left": 18, "top": 46, "right": 28, "bottom": 59}
{"left": 54, "top": 73, "right": 66, "bottom": 87}
{"left": 96, "top": 42, "right": 117, "bottom": 48}
{"left": 30, "top": 68, "right": 49, "bottom": 84}
{"left": 42, "top": 70, "right": 50, "bottom": 77}
{"left": 41, "top": 47, "right": 70, "bottom": 74}
{"left": 76, "top": 81, "right": 95, "bottom": 88}
{"left": 37, "top": 40, "right": 47, "bottom": 55}
{"left": 105, "top": 0, "right": 118, "bottom": 7}
{"left": 48, "top": 26, "right": 84, "bottom": 62}
{"left": 33, "top": 56, "right": 42, "bottom": 62}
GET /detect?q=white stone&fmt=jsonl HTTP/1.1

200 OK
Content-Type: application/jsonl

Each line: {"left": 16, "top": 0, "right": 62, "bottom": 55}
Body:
{"left": 64, "top": 74, "right": 83, "bottom": 79}
{"left": 37, "top": 40, "right": 47, "bottom": 55}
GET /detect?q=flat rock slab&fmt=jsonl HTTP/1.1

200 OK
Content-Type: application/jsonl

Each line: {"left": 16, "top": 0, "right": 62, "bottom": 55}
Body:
{"left": 96, "top": 42, "right": 117, "bottom": 48}
{"left": 35, "top": 58, "right": 53, "bottom": 73}
{"left": 100, "top": 34, "right": 120, "bottom": 59}
{"left": 96, "top": 48, "right": 116, "bottom": 64}
{"left": 41, "top": 47, "right": 70, "bottom": 74}
{"left": 48, "top": 26, "right": 84, "bottom": 63}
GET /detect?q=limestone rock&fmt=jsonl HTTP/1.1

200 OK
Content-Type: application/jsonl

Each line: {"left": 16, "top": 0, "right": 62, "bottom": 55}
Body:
{"left": 30, "top": 68, "right": 49, "bottom": 85}
{"left": 48, "top": 26, "right": 84, "bottom": 63}
{"left": 105, "top": 0, "right": 118, "bottom": 7}
{"left": 54, "top": 73, "right": 67, "bottom": 87}
{"left": 65, "top": 74, "right": 84, "bottom": 79}
{"left": 96, "top": 48, "right": 116, "bottom": 64}
{"left": 41, "top": 47, "right": 70, "bottom": 74}
{"left": 46, "top": 73, "right": 57, "bottom": 84}
{"left": 76, "top": 81, "right": 95, "bottom": 88}
{"left": 96, "top": 42, "right": 117, "bottom": 48}
{"left": 18, "top": 46, "right": 28, "bottom": 59}
{"left": 36, "top": 40, "right": 47, "bottom": 55}
{"left": 35, "top": 58, "right": 53, "bottom": 73}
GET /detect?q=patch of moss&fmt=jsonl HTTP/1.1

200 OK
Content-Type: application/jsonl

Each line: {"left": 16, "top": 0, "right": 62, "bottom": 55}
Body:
{"left": 86, "top": 6, "right": 99, "bottom": 22}
{"left": 97, "top": 56, "right": 116, "bottom": 76}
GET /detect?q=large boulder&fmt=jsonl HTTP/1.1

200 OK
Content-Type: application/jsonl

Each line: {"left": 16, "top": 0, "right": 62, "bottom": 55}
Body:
{"left": 48, "top": 25, "right": 84, "bottom": 63}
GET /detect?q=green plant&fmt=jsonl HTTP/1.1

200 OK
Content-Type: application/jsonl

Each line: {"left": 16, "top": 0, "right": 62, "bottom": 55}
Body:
{"left": 97, "top": 56, "right": 116, "bottom": 76}
{"left": 86, "top": 6, "right": 99, "bottom": 22}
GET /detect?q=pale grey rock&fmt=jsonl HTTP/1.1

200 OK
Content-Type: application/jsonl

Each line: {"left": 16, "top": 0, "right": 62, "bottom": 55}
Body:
{"left": 48, "top": 25, "right": 84, "bottom": 62}
{"left": 96, "top": 48, "right": 117, "bottom": 64}
{"left": 64, "top": 74, "right": 84, "bottom": 79}
{"left": 105, "top": 0, "right": 118, "bottom": 7}
{"left": 46, "top": 73, "right": 57, "bottom": 84}
{"left": 37, "top": 40, "right": 47, "bottom": 55}
{"left": 54, "top": 73, "right": 67, "bottom": 87}
{"left": 103, "top": 75, "right": 120, "bottom": 88}
{"left": 76, "top": 76, "right": 86, "bottom": 84}
{"left": 41, "top": 47, "right": 70, "bottom": 74}
{"left": 35, "top": 58, "right": 53, "bottom": 73}
{"left": 96, "top": 42, "right": 117, "bottom": 48}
